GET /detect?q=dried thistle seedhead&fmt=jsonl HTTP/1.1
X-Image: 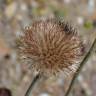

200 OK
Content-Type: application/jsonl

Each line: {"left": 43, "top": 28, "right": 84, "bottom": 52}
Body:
{"left": 17, "top": 18, "right": 84, "bottom": 77}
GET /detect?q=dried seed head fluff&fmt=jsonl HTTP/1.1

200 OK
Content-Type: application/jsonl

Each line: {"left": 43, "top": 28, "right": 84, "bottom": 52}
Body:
{"left": 17, "top": 18, "right": 84, "bottom": 77}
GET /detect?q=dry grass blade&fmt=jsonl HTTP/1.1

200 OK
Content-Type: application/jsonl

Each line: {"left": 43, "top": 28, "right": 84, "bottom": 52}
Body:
{"left": 64, "top": 38, "right": 96, "bottom": 96}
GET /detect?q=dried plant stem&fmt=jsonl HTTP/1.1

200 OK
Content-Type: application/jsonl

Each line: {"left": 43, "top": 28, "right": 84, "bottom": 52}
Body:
{"left": 25, "top": 74, "right": 40, "bottom": 96}
{"left": 65, "top": 38, "right": 96, "bottom": 96}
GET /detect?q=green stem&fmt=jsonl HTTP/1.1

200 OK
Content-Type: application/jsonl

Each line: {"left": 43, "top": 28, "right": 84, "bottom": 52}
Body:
{"left": 25, "top": 74, "right": 40, "bottom": 96}
{"left": 65, "top": 38, "right": 96, "bottom": 96}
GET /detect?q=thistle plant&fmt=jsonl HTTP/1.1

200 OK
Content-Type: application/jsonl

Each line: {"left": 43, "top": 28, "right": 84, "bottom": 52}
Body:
{"left": 16, "top": 18, "right": 84, "bottom": 96}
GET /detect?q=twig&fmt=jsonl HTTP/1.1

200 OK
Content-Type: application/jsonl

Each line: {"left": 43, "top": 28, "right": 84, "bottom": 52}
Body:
{"left": 25, "top": 74, "right": 40, "bottom": 96}
{"left": 64, "top": 38, "right": 96, "bottom": 96}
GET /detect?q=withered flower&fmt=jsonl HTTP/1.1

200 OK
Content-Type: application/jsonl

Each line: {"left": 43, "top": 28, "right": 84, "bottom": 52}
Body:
{"left": 17, "top": 18, "right": 84, "bottom": 77}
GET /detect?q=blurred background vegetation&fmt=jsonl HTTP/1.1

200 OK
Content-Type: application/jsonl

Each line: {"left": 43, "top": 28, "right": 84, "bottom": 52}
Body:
{"left": 0, "top": 0, "right": 96, "bottom": 96}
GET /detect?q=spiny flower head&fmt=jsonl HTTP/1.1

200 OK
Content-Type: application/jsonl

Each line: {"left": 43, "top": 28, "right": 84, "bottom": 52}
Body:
{"left": 17, "top": 18, "right": 84, "bottom": 77}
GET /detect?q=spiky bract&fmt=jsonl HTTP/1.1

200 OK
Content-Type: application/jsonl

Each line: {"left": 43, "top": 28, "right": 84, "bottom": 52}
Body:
{"left": 17, "top": 18, "right": 84, "bottom": 77}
